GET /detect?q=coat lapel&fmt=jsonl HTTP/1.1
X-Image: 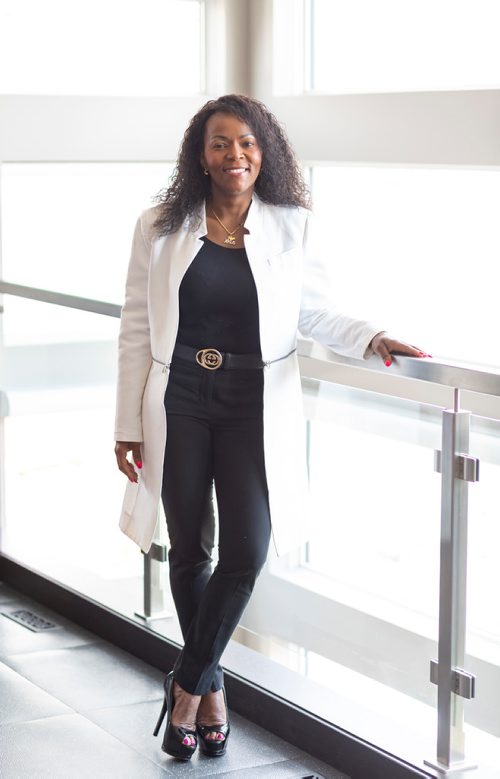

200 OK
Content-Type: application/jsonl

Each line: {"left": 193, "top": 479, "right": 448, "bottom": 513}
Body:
{"left": 245, "top": 194, "right": 300, "bottom": 359}
{"left": 148, "top": 206, "right": 207, "bottom": 363}
{"left": 147, "top": 194, "right": 298, "bottom": 365}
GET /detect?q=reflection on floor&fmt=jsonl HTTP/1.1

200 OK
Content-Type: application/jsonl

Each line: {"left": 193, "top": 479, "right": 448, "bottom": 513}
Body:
{"left": 0, "top": 583, "right": 348, "bottom": 778}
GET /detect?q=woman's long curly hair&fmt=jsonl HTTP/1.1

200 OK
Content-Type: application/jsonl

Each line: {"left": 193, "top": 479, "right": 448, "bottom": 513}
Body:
{"left": 152, "top": 94, "right": 310, "bottom": 236}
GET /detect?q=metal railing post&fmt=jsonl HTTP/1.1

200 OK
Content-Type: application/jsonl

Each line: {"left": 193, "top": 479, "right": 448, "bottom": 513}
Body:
{"left": 134, "top": 516, "right": 171, "bottom": 623}
{"left": 425, "top": 389, "right": 479, "bottom": 773}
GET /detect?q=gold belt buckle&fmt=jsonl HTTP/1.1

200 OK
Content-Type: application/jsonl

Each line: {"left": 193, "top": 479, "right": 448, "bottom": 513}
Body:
{"left": 195, "top": 348, "right": 223, "bottom": 370}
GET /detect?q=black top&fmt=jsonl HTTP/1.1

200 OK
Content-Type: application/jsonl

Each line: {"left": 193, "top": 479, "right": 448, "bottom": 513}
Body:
{"left": 176, "top": 237, "right": 261, "bottom": 355}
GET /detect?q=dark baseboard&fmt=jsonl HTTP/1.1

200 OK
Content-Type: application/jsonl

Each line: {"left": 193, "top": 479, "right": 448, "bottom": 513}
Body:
{"left": 0, "top": 554, "right": 433, "bottom": 779}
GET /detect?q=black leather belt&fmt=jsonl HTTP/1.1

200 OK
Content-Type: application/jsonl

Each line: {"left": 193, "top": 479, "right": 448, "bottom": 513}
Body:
{"left": 173, "top": 343, "right": 265, "bottom": 370}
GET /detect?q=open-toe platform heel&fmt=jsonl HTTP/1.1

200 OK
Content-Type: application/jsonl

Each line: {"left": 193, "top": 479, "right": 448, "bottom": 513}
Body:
{"left": 197, "top": 687, "right": 230, "bottom": 757}
{"left": 153, "top": 672, "right": 197, "bottom": 760}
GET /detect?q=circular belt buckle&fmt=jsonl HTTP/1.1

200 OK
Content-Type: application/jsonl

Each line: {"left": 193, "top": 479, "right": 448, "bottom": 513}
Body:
{"left": 195, "top": 348, "right": 223, "bottom": 370}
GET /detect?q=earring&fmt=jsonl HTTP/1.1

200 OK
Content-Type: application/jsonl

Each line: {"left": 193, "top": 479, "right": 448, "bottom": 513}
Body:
{"left": 203, "top": 169, "right": 209, "bottom": 175}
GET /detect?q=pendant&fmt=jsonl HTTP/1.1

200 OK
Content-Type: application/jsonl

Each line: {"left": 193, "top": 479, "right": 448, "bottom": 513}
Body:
{"left": 224, "top": 234, "right": 236, "bottom": 245}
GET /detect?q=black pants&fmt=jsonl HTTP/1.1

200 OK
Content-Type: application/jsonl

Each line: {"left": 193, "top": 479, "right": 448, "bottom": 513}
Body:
{"left": 161, "top": 356, "right": 271, "bottom": 696}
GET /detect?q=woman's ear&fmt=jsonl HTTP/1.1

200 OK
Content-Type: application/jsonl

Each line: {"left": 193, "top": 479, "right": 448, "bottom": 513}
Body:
{"left": 200, "top": 157, "right": 208, "bottom": 175}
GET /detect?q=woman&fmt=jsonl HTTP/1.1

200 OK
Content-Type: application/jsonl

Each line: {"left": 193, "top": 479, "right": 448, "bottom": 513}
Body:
{"left": 114, "top": 94, "right": 426, "bottom": 761}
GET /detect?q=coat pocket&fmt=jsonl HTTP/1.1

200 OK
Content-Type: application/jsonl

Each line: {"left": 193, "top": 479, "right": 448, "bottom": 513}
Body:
{"left": 267, "top": 246, "right": 301, "bottom": 268}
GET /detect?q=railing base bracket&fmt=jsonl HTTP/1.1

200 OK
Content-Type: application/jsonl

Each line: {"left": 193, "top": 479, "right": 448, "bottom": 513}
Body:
{"left": 134, "top": 609, "right": 173, "bottom": 623}
{"left": 423, "top": 757, "right": 477, "bottom": 774}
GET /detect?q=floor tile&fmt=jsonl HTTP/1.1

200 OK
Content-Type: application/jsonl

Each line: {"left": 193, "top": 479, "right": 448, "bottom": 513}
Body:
{"left": 0, "top": 603, "right": 97, "bottom": 657}
{"left": 2, "top": 641, "right": 164, "bottom": 712}
{"left": 0, "top": 585, "right": 348, "bottom": 779}
{"left": 85, "top": 702, "right": 344, "bottom": 778}
{"left": 0, "top": 713, "right": 173, "bottom": 778}
{"left": 0, "top": 661, "right": 72, "bottom": 725}
{"left": 213, "top": 759, "right": 346, "bottom": 778}
{"left": 84, "top": 699, "right": 173, "bottom": 771}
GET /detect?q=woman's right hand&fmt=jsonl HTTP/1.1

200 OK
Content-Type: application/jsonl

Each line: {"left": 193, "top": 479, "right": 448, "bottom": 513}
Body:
{"left": 115, "top": 441, "right": 143, "bottom": 483}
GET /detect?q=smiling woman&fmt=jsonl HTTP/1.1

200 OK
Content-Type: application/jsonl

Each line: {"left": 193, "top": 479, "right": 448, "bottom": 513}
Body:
{"left": 151, "top": 94, "right": 311, "bottom": 238}
{"left": 201, "top": 113, "right": 262, "bottom": 247}
{"left": 113, "top": 93, "right": 425, "bottom": 762}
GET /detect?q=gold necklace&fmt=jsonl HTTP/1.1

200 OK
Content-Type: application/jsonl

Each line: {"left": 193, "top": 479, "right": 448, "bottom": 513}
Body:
{"left": 210, "top": 206, "right": 244, "bottom": 246}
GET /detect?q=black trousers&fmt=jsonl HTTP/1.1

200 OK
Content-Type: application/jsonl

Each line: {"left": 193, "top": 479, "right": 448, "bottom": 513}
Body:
{"left": 161, "top": 355, "right": 271, "bottom": 696}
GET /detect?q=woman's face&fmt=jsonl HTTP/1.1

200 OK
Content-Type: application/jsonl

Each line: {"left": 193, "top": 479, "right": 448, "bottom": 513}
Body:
{"left": 201, "top": 112, "right": 262, "bottom": 200}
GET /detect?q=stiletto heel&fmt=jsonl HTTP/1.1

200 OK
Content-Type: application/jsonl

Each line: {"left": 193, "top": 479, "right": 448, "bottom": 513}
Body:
{"left": 153, "top": 695, "right": 167, "bottom": 737}
{"left": 153, "top": 672, "right": 198, "bottom": 760}
{"left": 197, "top": 686, "right": 230, "bottom": 757}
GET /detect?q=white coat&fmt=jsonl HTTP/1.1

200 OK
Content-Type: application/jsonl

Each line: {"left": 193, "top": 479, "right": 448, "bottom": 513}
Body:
{"left": 114, "top": 194, "right": 380, "bottom": 555}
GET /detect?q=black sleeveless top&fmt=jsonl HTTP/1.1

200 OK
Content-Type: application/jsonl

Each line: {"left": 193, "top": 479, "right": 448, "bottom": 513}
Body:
{"left": 176, "top": 237, "right": 261, "bottom": 355}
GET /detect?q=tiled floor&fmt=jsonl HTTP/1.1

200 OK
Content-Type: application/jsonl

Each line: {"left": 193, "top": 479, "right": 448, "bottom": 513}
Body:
{"left": 0, "top": 582, "right": 348, "bottom": 778}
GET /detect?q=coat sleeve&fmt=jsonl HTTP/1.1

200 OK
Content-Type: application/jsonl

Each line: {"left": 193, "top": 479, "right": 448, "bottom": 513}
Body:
{"left": 298, "top": 211, "right": 383, "bottom": 359}
{"left": 114, "top": 213, "right": 153, "bottom": 442}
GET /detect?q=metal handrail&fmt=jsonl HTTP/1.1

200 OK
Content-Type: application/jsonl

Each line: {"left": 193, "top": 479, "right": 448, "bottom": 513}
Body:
{"left": 0, "top": 281, "right": 121, "bottom": 318}
{"left": 298, "top": 339, "right": 500, "bottom": 399}
{"left": 1, "top": 280, "right": 499, "bottom": 398}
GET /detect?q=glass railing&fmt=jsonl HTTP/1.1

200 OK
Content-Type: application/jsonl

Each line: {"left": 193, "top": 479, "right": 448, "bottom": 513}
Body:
{"left": 1, "top": 281, "right": 499, "bottom": 774}
{"left": 296, "top": 340, "right": 500, "bottom": 773}
{"left": 0, "top": 287, "right": 144, "bottom": 612}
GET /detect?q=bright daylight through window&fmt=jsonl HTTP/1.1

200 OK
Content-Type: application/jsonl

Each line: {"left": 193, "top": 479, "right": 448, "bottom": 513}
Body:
{"left": 0, "top": 0, "right": 203, "bottom": 95}
{"left": 311, "top": 0, "right": 500, "bottom": 93}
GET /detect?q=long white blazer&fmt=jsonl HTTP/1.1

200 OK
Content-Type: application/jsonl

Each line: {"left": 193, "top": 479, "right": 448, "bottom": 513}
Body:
{"left": 114, "top": 194, "right": 380, "bottom": 555}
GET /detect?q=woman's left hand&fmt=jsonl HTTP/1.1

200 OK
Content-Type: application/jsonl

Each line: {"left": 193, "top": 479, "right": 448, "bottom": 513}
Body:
{"left": 370, "top": 331, "right": 431, "bottom": 367}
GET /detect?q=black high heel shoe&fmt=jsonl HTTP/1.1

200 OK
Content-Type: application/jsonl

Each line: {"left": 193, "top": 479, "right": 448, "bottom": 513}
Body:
{"left": 196, "top": 686, "right": 230, "bottom": 757}
{"left": 153, "top": 672, "right": 198, "bottom": 760}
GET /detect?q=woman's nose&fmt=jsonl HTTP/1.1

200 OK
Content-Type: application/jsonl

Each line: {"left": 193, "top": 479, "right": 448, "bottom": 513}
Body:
{"left": 227, "top": 144, "right": 244, "bottom": 159}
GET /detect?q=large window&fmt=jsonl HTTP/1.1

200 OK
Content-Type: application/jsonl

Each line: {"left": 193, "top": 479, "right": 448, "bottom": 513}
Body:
{"left": 0, "top": 0, "right": 204, "bottom": 95}
{"left": 1, "top": 163, "right": 172, "bottom": 303}
{"left": 312, "top": 0, "right": 500, "bottom": 94}
{"left": 311, "top": 164, "right": 500, "bottom": 369}
{"left": 274, "top": 0, "right": 500, "bottom": 94}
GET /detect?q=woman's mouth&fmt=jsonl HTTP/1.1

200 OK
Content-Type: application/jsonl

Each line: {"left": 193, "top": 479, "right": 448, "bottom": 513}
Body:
{"left": 223, "top": 167, "right": 249, "bottom": 176}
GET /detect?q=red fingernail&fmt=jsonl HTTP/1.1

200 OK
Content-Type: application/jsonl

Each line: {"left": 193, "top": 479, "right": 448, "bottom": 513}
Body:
{"left": 385, "top": 360, "right": 392, "bottom": 367}
{"left": 136, "top": 461, "right": 142, "bottom": 469}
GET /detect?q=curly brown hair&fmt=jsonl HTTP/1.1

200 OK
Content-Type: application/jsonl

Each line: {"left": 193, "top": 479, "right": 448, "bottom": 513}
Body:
{"left": 152, "top": 94, "right": 310, "bottom": 235}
